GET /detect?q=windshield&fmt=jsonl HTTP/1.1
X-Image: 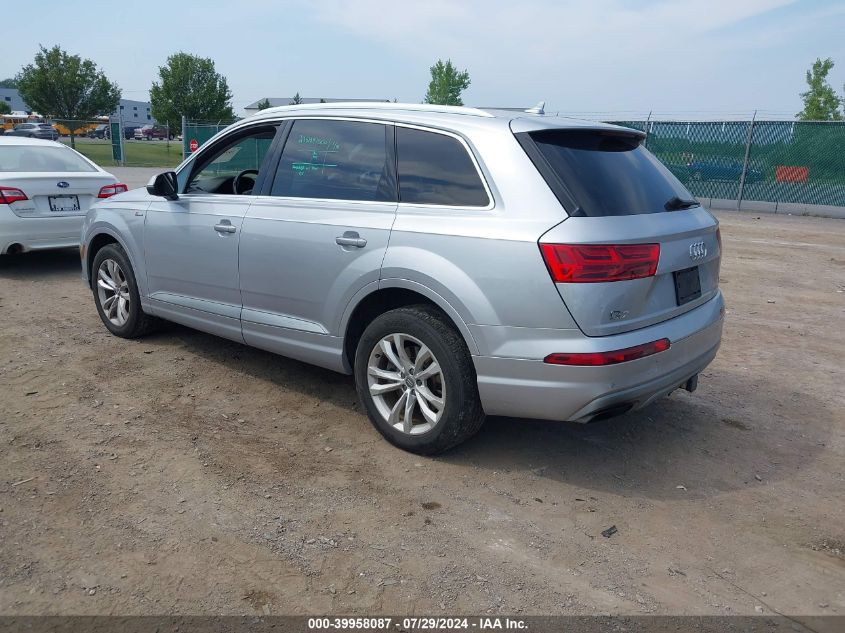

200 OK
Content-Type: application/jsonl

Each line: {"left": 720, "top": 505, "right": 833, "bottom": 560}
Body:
{"left": 0, "top": 145, "right": 97, "bottom": 172}
{"left": 527, "top": 129, "right": 697, "bottom": 216}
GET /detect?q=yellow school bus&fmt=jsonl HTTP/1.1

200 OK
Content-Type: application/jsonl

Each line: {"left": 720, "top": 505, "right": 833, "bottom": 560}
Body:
{"left": 1, "top": 113, "right": 35, "bottom": 133}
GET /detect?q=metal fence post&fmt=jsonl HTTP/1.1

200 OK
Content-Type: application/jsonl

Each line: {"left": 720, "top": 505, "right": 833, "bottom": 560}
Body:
{"left": 119, "top": 112, "right": 125, "bottom": 166}
{"left": 643, "top": 110, "right": 652, "bottom": 147}
{"left": 737, "top": 110, "right": 756, "bottom": 210}
{"left": 181, "top": 115, "right": 187, "bottom": 160}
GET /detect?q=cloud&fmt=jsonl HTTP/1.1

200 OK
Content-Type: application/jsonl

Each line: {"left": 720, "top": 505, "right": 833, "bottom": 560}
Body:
{"left": 307, "top": 0, "right": 798, "bottom": 58}
{"left": 302, "top": 0, "right": 809, "bottom": 110}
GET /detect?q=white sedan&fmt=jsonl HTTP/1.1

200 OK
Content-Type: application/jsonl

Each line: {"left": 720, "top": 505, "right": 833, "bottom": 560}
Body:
{"left": 0, "top": 137, "right": 126, "bottom": 254}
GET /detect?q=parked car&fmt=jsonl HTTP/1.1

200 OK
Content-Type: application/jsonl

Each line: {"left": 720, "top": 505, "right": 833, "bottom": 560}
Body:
{"left": 81, "top": 103, "right": 723, "bottom": 454}
{"left": 0, "top": 137, "right": 126, "bottom": 254}
{"left": 123, "top": 124, "right": 143, "bottom": 140}
{"left": 6, "top": 122, "right": 60, "bottom": 141}
{"left": 88, "top": 124, "right": 111, "bottom": 140}
{"left": 134, "top": 125, "right": 172, "bottom": 141}
{"left": 686, "top": 159, "right": 764, "bottom": 183}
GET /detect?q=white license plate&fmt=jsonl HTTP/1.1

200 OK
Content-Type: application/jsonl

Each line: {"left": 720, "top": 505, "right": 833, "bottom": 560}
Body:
{"left": 48, "top": 195, "right": 80, "bottom": 212}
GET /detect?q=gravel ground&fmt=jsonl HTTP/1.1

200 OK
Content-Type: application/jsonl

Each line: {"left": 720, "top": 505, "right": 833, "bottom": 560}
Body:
{"left": 0, "top": 210, "right": 843, "bottom": 616}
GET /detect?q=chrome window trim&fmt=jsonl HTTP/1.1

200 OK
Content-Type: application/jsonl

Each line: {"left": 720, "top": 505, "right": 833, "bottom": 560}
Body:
{"left": 198, "top": 116, "right": 495, "bottom": 210}
{"left": 392, "top": 121, "right": 495, "bottom": 211}
{"left": 176, "top": 115, "right": 496, "bottom": 211}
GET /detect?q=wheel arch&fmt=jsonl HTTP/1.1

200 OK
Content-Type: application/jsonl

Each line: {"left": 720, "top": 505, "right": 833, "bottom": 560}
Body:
{"left": 341, "top": 280, "right": 480, "bottom": 373}
{"left": 85, "top": 229, "right": 137, "bottom": 291}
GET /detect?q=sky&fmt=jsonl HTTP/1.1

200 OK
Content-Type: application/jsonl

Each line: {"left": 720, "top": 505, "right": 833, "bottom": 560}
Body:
{"left": 4, "top": 0, "right": 845, "bottom": 119}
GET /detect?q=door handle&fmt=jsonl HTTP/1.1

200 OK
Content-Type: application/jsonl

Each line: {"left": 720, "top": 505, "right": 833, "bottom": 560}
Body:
{"left": 335, "top": 232, "right": 367, "bottom": 248}
{"left": 214, "top": 221, "right": 237, "bottom": 234}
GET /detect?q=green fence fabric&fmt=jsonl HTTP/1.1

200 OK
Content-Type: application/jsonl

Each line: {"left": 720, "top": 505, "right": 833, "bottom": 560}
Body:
{"left": 610, "top": 120, "right": 845, "bottom": 207}
{"left": 182, "top": 121, "right": 236, "bottom": 157}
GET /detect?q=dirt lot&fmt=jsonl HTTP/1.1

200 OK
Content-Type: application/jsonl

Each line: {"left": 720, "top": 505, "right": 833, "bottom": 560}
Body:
{"left": 0, "top": 211, "right": 843, "bottom": 617}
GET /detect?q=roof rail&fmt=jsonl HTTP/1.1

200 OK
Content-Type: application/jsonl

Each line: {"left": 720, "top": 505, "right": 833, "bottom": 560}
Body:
{"left": 253, "top": 102, "right": 495, "bottom": 118}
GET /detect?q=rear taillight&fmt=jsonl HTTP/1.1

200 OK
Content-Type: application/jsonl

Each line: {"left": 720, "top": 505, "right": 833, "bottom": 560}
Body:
{"left": 540, "top": 243, "right": 660, "bottom": 283}
{"left": 544, "top": 338, "right": 670, "bottom": 366}
{"left": 98, "top": 183, "right": 128, "bottom": 198}
{"left": 0, "top": 186, "right": 28, "bottom": 204}
{"left": 716, "top": 228, "right": 722, "bottom": 254}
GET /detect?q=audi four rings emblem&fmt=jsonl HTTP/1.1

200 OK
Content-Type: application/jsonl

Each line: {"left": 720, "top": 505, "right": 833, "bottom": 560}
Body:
{"left": 689, "top": 241, "right": 707, "bottom": 260}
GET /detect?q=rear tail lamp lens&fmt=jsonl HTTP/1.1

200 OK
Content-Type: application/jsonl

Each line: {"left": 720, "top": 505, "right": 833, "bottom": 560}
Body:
{"left": 98, "top": 183, "right": 129, "bottom": 198}
{"left": 0, "top": 186, "right": 28, "bottom": 204}
{"left": 540, "top": 243, "right": 660, "bottom": 283}
{"left": 544, "top": 338, "right": 670, "bottom": 366}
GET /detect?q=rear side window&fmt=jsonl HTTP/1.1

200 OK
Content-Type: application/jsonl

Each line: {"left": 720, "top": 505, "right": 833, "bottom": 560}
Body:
{"left": 396, "top": 127, "right": 489, "bottom": 207}
{"left": 527, "top": 130, "right": 695, "bottom": 216}
{"left": 271, "top": 120, "right": 392, "bottom": 202}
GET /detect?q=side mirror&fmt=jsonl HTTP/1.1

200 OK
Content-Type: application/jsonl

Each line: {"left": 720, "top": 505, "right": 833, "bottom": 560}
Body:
{"left": 146, "top": 171, "right": 179, "bottom": 200}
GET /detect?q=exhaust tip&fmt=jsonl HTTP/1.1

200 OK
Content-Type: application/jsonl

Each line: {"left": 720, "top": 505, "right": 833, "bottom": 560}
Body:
{"left": 588, "top": 403, "right": 634, "bottom": 422}
{"left": 683, "top": 374, "right": 699, "bottom": 393}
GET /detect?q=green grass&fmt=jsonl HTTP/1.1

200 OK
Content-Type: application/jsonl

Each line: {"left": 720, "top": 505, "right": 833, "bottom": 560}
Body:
{"left": 61, "top": 138, "right": 184, "bottom": 168}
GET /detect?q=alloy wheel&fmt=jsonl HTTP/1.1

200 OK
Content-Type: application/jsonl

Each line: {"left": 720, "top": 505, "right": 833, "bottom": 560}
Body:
{"left": 96, "top": 259, "right": 130, "bottom": 327}
{"left": 367, "top": 333, "right": 445, "bottom": 435}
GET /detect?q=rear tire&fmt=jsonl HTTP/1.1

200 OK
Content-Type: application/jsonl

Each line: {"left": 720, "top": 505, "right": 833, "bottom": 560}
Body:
{"left": 91, "top": 244, "right": 157, "bottom": 338}
{"left": 354, "top": 305, "right": 485, "bottom": 454}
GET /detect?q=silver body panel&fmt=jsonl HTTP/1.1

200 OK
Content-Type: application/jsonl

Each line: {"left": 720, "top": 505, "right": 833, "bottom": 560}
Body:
{"left": 82, "top": 103, "right": 724, "bottom": 422}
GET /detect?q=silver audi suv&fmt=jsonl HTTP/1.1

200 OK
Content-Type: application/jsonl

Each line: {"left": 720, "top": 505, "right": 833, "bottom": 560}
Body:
{"left": 81, "top": 103, "right": 723, "bottom": 454}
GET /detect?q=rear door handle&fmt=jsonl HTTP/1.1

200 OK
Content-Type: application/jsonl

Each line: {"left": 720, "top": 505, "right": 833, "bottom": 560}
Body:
{"left": 214, "top": 220, "right": 237, "bottom": 234}
{"left": 335, "top": 232, "right": 367, "bottom": 248}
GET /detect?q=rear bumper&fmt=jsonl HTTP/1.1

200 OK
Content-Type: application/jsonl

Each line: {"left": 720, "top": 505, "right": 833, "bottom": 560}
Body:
{"left": 0, "top": 204, "right": 85, "bottom": 253}
{"left": 472, "top": 291, "right": 724, "bottom": 421}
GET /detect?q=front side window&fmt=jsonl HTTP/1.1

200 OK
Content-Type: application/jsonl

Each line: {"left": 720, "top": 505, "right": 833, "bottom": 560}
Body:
{"left": 185, "top": 126, "right": 277, "bottom": 195}
{"left": 270, "top": 119, "right": 392, "bottom": 202}
{"left": 396, "top": 127, "right": 489, "bottom": 207}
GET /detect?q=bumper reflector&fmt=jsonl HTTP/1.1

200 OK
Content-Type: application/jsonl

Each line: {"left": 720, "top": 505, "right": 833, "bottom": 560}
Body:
{"left": 544, "top": 338, "right": 671, "bottom": 366}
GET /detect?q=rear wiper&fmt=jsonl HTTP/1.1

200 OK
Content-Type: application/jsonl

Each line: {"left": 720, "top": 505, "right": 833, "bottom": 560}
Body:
{"left": 664, "top": 196, "right": 700, "bottom": 211}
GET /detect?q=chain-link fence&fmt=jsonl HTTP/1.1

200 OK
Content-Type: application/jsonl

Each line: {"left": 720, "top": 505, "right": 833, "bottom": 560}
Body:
{"left": 181, "top": 119, "right": 238, "bottom": 159}
{"left": 28, "top": 118, "right": 183, "bottom": 168}
{"left": 611, "top": 119, "right": 845, "bottom": 210}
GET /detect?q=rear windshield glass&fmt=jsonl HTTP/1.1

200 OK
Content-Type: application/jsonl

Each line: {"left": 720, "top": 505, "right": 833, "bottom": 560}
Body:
{"left": 0, "top": 145, "right": 97, "bottom": 172}
{"left": 528, "top": 130, "right": 695, "bottom": 216}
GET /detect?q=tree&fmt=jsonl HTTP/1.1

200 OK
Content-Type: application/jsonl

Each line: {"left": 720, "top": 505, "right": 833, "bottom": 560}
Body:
{"left": 797, "top": 57, "right": 842, "bottom": 121}
{"left": 289, "top": 92, "right": 303, "bottom": 105}
{"left": 16, "top": 45, "right": 120, "bottom": 147}
{"left": 0, "top": 78, "right": 17, "bottom": 88}
{"left": 0, "top": 101, "right": 10, "bottom": 115}
{"left": 255, "top": 98, "right": 271, "bottom": 110}
{"left": 150, "top": 52, "right": 235, "bottom": 131}
{"left": 423, "top": 59, "right": 470, "bottom": 106}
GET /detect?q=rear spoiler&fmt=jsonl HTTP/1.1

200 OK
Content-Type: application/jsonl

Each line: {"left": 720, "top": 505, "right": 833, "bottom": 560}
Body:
{"left": 509, "top": 116, "right": 646, "bottom": 140}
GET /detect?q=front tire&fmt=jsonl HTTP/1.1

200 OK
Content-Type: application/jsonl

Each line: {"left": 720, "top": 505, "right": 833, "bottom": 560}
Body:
{"left": 91, "top": 244, "right": 157, "bottom": 338}
{"left": 354, "top": 305, "right": 485, "bottom": 454}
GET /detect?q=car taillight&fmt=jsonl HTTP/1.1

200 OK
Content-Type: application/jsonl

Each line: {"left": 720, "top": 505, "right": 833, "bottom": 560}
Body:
{"left": 544, "top": 338, "right": 670, "bottom": 366}
{"left": 98, "top": 183, "right": 128, "bottom": 198}
{"left": 716, "top": 228, "right": 722, "bottom": 254}
{"left": 0, "top": 186, "right": 28, "bottom": 204}
{"left": 540, "top": 243, "right": 660, "bottom": 283}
